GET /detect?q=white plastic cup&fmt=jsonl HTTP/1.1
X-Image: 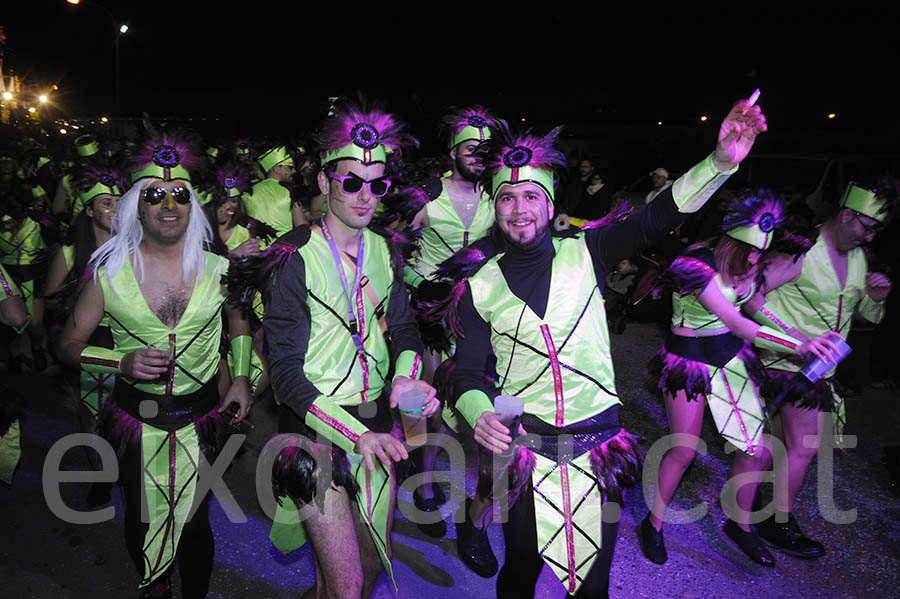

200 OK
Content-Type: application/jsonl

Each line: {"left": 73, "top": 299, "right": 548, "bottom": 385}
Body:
{"left": 397, "top": 388, "right": 428, "bottom": 447}
{"left": 494, "top": 395, "right": 524, "bottom": 456}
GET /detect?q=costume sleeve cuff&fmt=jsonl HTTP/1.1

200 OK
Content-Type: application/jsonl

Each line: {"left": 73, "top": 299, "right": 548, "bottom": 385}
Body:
{"left": 394, "top": 350, "right": 422, "bottom": 381}
{"left": 753, "top": 325, "right": 800, "bottom": 354}
{"left": 404, "top": 264, "right": 424, "bottom": 288}
{"left": 457, "top": 389, "right": 494, "bottom": 430}
{"left": 671, "top": 153, "right": 738, "bottom": 214}
{"left": 304, "top": 397, "right": 370, "bottom": 454}
{"left": 752, "top": 304, "right": 792, "bottom": 333}
{"left": 230, "top": 335, "right": 253, "bottom": 379}
{"left": 80, "top": 346, "right": 124, "bottom": 375}
{"left": 858, "top": 294, "right": 886, "bottom": 324}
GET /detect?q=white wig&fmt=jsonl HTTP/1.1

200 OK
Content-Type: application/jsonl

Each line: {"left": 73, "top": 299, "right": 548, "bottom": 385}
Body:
{"left": 89, "top": 178, "right": 213, "bottom": 296}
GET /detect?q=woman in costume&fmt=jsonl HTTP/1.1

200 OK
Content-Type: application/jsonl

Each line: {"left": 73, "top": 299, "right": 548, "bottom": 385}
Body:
{"left": 0, "top": 263, "right": 29, "bottom": 485}
{"left": 201, "top": 159, "right": 276, "bottom": 399}
{"left": 641, "top": 191, "right": 842, "bottom": 566}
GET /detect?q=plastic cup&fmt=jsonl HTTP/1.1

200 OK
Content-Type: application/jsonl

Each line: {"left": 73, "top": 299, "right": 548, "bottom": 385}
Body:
{"left": 397, "top": 388, "right": 428, "bottom": 447}
{"left": 494, "top": 395, "right": 524, "bottom": 456}
{"left": 801, "top": 337, "right": 852, "bottom": 383}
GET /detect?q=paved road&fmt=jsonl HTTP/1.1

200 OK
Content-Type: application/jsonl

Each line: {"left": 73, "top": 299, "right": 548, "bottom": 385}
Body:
{"left": 4, "top": 320, "right": 899, "bottom": 598}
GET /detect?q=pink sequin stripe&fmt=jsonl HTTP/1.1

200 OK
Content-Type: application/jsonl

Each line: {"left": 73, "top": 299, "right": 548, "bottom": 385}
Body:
{"left": 540, "top": 324, "right": 565, "bottom": 426}
{"left": 365, "top": 465, "right": 374, "bottom": 522}
{"left": 756, "top": 331, "right": 798, "bottom": 350}
{"left": 355, "top": 287, "right": 370, "bottom": 403}
{"left": 165, "top": 333, "right": 176, "bottom": 396}
{"left": 410, "top": 354, "right": 421, "bottom": 379}
{"left": 308, "top": 404, "right": 361, "bottom": 444}
{"left": 80, "top": 356, "right": 120, "bottom": 370}
{"left": 760, "top": 306, "right": 789, "bottom": 331}
{"left": 0, "top": 270, "right": 14, "bottom": 297}
{"left": 559, "top": 463, "right": 577, "bottom": 594}
{"left": 719, "top": 371, "right": 755, "bottom": 454}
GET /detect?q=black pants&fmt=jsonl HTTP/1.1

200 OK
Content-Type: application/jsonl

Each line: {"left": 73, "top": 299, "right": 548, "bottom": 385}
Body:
{"left": 121, "top": 445, "right": 214, "bottom": 598}
{"left": 496, "top": 481, "right": 620, "bottom": 599}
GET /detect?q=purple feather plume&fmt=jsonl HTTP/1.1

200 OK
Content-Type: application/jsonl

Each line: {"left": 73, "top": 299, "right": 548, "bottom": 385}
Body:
{"left": 721, "top": 189, "right": 784, "bottom": 233}
{"left": 657, "top": 256, "right": 716, "bottom": 297}
{"left": 588, "top": 429, "right": 645, "bottom": 496}
{"left": 579, "top": 199, "right": 634, "bottom": 230}
{"left": 316, "top": 103, "right": 418, "bottom": 157}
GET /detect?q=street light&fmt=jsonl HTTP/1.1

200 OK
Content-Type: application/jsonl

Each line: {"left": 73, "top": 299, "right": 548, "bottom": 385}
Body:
{"left": 67, "top": 0, "right": 128, "bottom": 113}
{"left": 2, "top": 92, "right": 11, "bottom": 101}
{"left": 39, "top": 95, "right": 48, "bottom": 103}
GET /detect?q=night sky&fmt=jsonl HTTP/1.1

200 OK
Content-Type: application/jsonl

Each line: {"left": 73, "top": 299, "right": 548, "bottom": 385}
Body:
{"left": 3, "top": 4, "right": 898, "bottom": 152}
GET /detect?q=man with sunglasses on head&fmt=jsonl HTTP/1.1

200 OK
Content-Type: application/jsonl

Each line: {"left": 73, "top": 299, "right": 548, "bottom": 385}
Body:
{"left": 255, "top": 102, "right": 437, "bottom": 598}
{"left": 58, "top": 130, "right": 252, "bottom": 599}
{"left": 751, "top": 179, "right": 895, "bottom": 560}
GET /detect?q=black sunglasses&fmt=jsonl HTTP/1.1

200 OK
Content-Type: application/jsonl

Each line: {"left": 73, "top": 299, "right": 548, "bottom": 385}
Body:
{"left": 328, "top": 173, "right": 392, "bottom": 198}
{"left": 142, "top": 185, "right": 191, "bottom": 206}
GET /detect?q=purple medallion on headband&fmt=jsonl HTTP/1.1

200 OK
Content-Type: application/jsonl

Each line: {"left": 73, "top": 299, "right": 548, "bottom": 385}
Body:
{"left": 468, "top": 115, "right": 487, "bottom": 128}
{"left": 759, "top": 213, "right": 775, "bottom": 232}
{"left": 153, "top": 145, "right": 181, "bottom": 168}
{"left": 99, "top": 174, "right": 115, "bottom": 187}
{"left": 504, "top": 146, "right": 533, "bottom": 168}
{"left": 224, "top": 176, "right": 236, "bottom": 189}
{"left": 350, "top": 122, "right": 379, "bottom": 149}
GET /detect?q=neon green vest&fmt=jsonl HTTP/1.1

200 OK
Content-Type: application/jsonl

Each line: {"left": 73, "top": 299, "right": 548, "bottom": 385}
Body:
{"left": 415, "top": 179, "right": 494, "bottom": 278}
{"left": 300, "top": 228, "right": 394, "bottom": 405}
{"left": 223, "top": 224, "right": 251, "bottom": 253}
{"left": 671, "top": 274, "right": 754, "bottom": 330}
{"left": 0, "top": 217, "right": 45, "bottom": 266}
{"left": 98, "top": 252, "right": 227, "bottom": 395}
{"left": 468, "top": 236, "right": 618, "bottom": 426}
{"left": 246, "top": 179, "right": 292, "bottom": 238}
{"left": 761, "top": 234, "right": 879, "bottom": 375}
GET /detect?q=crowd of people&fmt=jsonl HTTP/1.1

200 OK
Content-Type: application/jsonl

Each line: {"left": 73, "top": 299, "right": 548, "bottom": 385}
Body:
{"left": 0, "top": 94, "right": 896, "bottom": 599}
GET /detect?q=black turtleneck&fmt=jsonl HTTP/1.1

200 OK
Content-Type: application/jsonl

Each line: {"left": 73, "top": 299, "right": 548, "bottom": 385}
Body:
{"left": 452, "top": 188, "right": 683, "bottom": 403}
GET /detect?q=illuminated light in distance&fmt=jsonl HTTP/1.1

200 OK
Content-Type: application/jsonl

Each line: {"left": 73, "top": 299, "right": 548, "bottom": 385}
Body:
{"left": 120, "top": 24, "right": 129, "bottom": 34}
{"left": 28, "top": 107, "right": 36, "bottom": 113}
{"left": 2, "top": 92, "right": 11, "bottom": 101}
{"left": 657, "top": 121, "right": 662, "bottom": 126}
{"left": 60, "top": 129, "right": 68, "bottom": 135}
{"left": 827, "top": 113, "right": 836, "bottom": 119}
{"left": 39, "top": 95, "right": 48, "bottom": 103}
{"left": 100, "top": 116, "right": 109, "bottom": 123}
{"left": 700, "top": 115, "right": 708, "bottom": 122}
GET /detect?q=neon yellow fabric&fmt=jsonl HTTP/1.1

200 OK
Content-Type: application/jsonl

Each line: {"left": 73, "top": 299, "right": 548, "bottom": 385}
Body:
{"left": 138, "top": 423, "right": 200, "bottom": 588}
{"left": 467, "top": 236, "right": 618, "bottom": 427}
{"left": 246, "top": 179, "right": 293, "bottom": 238}
{"left": 230, "top": 335, "right": 252, "bottom": 378}
{"left": 671, "top": 154, "right": 738, "bottom": 214}
{"left": 223, "top": 224, "right": 251, "bottom": 253}
{"left": 98, "top": 253, "right": 227, "bottom": 395}
{"left": 0, "top": 420, "right": 21, "bottom": 484}
{"left": 79, "top": 346, "right": 124, "bottom": 375}
{"left": 671, "top": 274, "right": 753, "bottom": 330}
{"left": 414, "top": 179, "right": 494, "bottom": 279}
{"left": 0, "top": 217, "right": 45, "bottom": 266}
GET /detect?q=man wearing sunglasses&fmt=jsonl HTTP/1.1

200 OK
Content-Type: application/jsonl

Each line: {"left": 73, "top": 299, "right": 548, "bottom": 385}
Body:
{"left": 259, "top": 103, "right": 437, "bottom": 598}
{"left": 57, "top": 131, "right": 252, "bottom": 599}
{"left": 752, "top": 180, "right": 895, "bottom": 560}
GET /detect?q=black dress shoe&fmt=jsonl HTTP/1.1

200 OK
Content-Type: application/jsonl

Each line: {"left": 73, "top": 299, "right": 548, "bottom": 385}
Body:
{"left": 413, "top": 483, "right": 447, "bottom": 538}
{"left": 757, "top": 513, "right": 825, "bottom": 559}
{"left": 639, "top": 516, "right": 668, "bottom": 564}
{"left": 456, "top": 498, "right": 499, "bottom": 578}
{"left": 724, "top": 520, "right": 775, "bottom": 567}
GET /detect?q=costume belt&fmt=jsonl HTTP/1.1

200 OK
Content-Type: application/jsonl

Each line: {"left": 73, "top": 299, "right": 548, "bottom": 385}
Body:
{"left": 664, "top": 331, "right": 745, "bottom": 368}
{"left": 520, "top": 406, "right": 622, "bottom": 463}
{"left": 113, "top": 379, "right": 218, "bottom": 432}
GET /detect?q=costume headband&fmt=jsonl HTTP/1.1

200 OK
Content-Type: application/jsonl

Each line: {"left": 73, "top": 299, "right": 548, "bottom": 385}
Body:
{"left": 481, "top": 125, "right": 565, "bottom": 203}
{"left": 841, "top": 182, "right": 888, "bottom": 223}
{"left": 318, "top": 106, "right": 415, "bottom": 167}
{"left": 722, "top": 193, "right": 784, "bottom": 250}
{"left": 76, "top": 137, "right": 100, "bottom": 157}
{"left": 72, "top": 168, "right": 124, "bottom": 217}
{"left": 129, "top": 132, "right": 203, "bottom": 183}
{"left": 259, "top": 146, "right": 294, "bottom": 172}
{"left": 449, "top": 109, "right": 496, "bottom": 148}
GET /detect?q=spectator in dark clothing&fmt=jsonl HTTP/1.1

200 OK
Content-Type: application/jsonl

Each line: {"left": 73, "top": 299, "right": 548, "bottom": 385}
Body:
{"left": 574, "top": 171, "right": 613, "bottom": 220}
{"left": 559, "top": 157, "right": 595, "bottom": 214}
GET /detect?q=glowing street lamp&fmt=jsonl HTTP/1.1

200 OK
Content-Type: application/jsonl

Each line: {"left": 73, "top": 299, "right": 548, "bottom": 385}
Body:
{"left": 100, "top": 116, "right": 109, "bottom": 123}
{"left": 39, "top": 95, "right": 48, "bottom": 103}
{"left": 119, "top": 24, "right": 128, "bottom": 34}
{"left": 28, "top": 107, "right": 36, "bottom": 113}
{"left": 700, "top": 115, "right": 708, "bottom": 122}
{"left": 827, "top": 113, "right": 837, "bottom": 120}
{"left": 59, "top": 128, "right": 68, "bottom": 134}
{"left": 2, "top": 92, "right": 11, "bottom": 101}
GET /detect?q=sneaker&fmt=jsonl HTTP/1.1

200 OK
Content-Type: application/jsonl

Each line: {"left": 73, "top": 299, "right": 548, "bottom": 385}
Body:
{"left": 456, "top": 497, "right": 499, "bottom": 578}
{"left": 756, "top": 513, "right": 825, "bottom": 559}
{"left": 413, "top": 483, "right": 447, "bottom": 538}
{"left": 724, "top": 520, "right": 775, "bottom": 566}
{"left": 639, "top": 516, "right": 668, "bottom": 564}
